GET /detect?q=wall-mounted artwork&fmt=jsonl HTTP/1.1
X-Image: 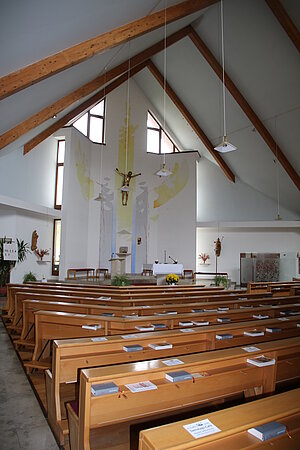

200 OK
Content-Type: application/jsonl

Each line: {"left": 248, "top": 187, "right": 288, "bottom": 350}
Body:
{"left": 153, "top": 160, "right": 189, "bottom": 208}
{"left": 75, "top": 141, "right": 94, "bottom": 200}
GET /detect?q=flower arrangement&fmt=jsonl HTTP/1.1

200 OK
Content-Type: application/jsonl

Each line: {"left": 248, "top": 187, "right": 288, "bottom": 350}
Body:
{"left": 166, "top": 273, "right": 179, "bottom": 285}
{"left": 34, "top": 248, "right": 50, "bottom": 260}
{"left": 199, "top": 253, "right": 210, "bottom": 264}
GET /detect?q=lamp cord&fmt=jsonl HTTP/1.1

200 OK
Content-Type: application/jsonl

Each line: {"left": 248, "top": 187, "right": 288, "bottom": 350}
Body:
{"left": 125, "top": 43, "right": 131, "bottom": 174}
{"left": 275, "top": 116, "right": 280, "bottom": 219}
{"left": 220, "top": 0, "right": 227, "bottom": 139}
{"left": 163, "top": 0, "right": 167, "bottom": 166}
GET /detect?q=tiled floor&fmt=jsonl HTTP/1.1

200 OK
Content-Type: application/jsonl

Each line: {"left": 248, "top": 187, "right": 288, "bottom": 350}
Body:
{"left": 0, "top": 319, "right": 58, "bottom": 450}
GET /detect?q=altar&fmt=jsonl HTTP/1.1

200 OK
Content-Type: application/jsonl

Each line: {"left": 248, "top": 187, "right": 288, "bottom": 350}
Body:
{"left": 152, "top": 263, "right": 184, "bottom": 285}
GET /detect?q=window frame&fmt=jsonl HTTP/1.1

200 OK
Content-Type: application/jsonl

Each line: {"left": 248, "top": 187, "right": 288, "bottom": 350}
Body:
{"left": 54, "top": 139, "right": 65, "bottom": 210}
{"left": 73, "top": 98, "right": 106, "bottom": 144}
{"left": 147, "top": 111, "right": 180, "bottom": 154}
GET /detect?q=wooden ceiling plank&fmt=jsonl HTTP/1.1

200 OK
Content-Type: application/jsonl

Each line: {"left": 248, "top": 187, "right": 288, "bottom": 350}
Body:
{"left": 0, "top": 0, "right": 218, "bottom": 100}
{"left": 0, "top": 26, "right": 191, "bottom": 152}
{"left": 23, "top": 61, "right": 148, "bottom": 154}
{"left": 189, "top": 27, "right": 300, "bottom": 191}
{"left": 147, "top": 60, "right": 235, "bottom": 183}
{"left": 265, "top": 0, "right": 300, "bottom": 53}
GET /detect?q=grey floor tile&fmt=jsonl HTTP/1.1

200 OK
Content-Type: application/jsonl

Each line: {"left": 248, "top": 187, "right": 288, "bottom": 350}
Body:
{"left": 0, "top": 428, "right": 22, "bottom": 450}
{"left": 0, "top": 392, "right": 47, "bottom": 430}
{"left": 16, "top": 424, "right": 58, "bottom": 450}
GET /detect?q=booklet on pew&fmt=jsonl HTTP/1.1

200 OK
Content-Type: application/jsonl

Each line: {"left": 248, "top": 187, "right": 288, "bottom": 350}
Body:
{"left": 280, "top": 310, "right": 292, "bottom": 316}
{"left": 244, "top": 329, "right": 264, "bottom": 337}
{"left": 151, "top": 323, "right": 167, "bottom": 329}
{"left": 179, "top": 321, "right": 194, "bottom": 326}
{"left": 123, "top": 314, "right": 139, "bottom": 318}
{"left": 216, "top": 333, "right": 233, "bottom": 340}
{"left": 135, "top": 326, "right": 155, "bottom": 331}
{"left": 218, "top": 306, "right": 229, "bottom": 311}
{"left": 123, "top": 344, "right": 143, "bottom": 352}
{"left": 82, "top": 324, "right": 101, "bottom": 330}
{"left": 297, "top": 323, "right": 300, "bottom": 328}
{"left": 217, "top": 317, "right": 231, "bottom": 323}
{"left": 148, "top": 342, "right": 173, "bottom": 350}
{"left": 246, "top": 355, "right": 275, "bottom": 367}
{"left": 191, "top": 309, "right": 204, "bottom": 313}
{"left": 91, "top": 382, "right": 119, "bottom": 396}
{"left": 253, "top": 314, "right": 270, "bottom": 319}
{"left": 154, "top": 311, "right": 177, "bottom": 316}
{"left": 165, "top": 370, "right": 193, "bottom": 382}
{"left": 240, "top": 305, "right": 253, "bottom": 309}
{"left": 125, "top": 380, "right": 157, "bottom": 393}
{"left": 248, "top": 421, "right": 287, "bottom": 441}
{"left": 266, "top": 327, "right": 281, "bottom": 333}
{"left": 204, "top": 308, "right": 217, "bottom": 312}
{"left": 98, "top": 296, "right": 111, "bottom": 301}
{"left": 193, "top": 320, "right": 209, "bottom": 326}
{"left": 101, "top": 313, "right": 115, "bottom": 317}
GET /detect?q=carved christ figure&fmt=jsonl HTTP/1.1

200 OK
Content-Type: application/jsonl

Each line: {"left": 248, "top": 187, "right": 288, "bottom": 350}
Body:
{"left": 115, "top": 168, "right": 141, "bottom": 206}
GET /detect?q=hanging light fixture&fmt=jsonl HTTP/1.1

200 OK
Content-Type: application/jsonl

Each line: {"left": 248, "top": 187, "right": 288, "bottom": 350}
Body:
{"left": 155, "top": 1, "right": 172, "bottom": 177}
{"left": 214, "top": 0, "right": 237, "bottom": 153}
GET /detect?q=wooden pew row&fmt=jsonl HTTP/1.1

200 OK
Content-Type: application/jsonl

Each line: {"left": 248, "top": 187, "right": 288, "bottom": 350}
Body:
{"left": 66, "top": 337, "right": 300, "bottom": 450}
{"left": 4, "top": 285, "right": 230, "bottom": 319}
{"left": 14, "top": 295, "right": 300, "bottom": 348}
{"left": 4, "top": 283, "right": 223, "bottom": 315}
{"left": 291, "top": 286, "right": 300, "bottom": 296}
{"left": 7, "top": 289, "right": 274, "bottom": 328}
{"left": 21, "top": 302, "right": 300, "bottom": 367}
{"left": 45, "top": 316, "right": 300, "bottom": 445}
{"left": 139, "top": 388, "right": 300, "bottom": 450}
{"left": 247, "top": 281, "right": 300, "bottom": 294}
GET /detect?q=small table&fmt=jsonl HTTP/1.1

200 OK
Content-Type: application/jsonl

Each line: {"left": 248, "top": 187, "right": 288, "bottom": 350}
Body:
{"left": 96, "top": 268, "right": 109, "bottom": 279}
{"left": 67, "top": 268, "right": 95, "bottom": 280}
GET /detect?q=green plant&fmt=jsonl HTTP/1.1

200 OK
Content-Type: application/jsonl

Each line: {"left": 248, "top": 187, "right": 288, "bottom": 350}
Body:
{"left": 23, "top": 271, "right": 37, "bottom": 283}
{"left": 214, "top": 275, "right": 228, "bottom": 287}
{"left": 111, "top": 275, "right": 131, "bottom": 286}
{"left": 0, "top": 238, "right": 30, "bottom": 287}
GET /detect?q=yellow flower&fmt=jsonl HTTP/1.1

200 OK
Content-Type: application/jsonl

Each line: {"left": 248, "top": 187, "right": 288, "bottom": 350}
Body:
{"left": 166, "top": 273, "right": 179, "bottom": 284}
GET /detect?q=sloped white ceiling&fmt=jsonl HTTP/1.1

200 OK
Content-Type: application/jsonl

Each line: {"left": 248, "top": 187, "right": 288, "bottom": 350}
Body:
{"left": 0, "top": 0, "right": 299, "bottom": 215}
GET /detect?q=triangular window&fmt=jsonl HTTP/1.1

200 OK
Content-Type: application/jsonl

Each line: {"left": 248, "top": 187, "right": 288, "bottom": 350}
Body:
{"left": 147, "top": 111, "right": 180, "bottom": 154}
{"left": 72, "top": 98, "right": 105, "bottom": 144}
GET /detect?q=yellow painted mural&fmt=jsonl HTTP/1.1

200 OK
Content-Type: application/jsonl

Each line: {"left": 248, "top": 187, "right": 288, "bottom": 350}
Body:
{"left": 115, "top": 105, "right": 138, "bottom": 232}
{"left": 75, "top": 141, "right": 94, "bottom": 200}
{"left": 153, "top": 160, "right": 189, "bottom": 208}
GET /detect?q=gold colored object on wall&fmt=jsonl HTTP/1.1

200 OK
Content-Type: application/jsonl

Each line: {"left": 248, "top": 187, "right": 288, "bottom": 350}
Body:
{"left": 31, "top": 230, "right": 39, "bottom": 251}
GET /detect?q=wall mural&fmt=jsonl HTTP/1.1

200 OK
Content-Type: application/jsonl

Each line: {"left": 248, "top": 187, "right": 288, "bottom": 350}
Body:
{"left": 75, "top": 141, "right": 94, "bottom": 200}
{"left": 153, "top": 160, "right": 189, "bottom": 208}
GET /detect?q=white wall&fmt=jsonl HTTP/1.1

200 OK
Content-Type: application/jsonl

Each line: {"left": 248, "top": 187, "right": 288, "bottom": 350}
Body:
{"left": 0, "top": 206, "right": 54, "bottom": 283}
{"left": 196, "top": 225, "right": 300, "bottom": 284}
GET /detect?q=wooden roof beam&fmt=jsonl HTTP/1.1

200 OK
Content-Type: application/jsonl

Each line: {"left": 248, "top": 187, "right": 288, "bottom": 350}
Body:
{"left": 265, "top": 0, "right": 300, "bottom": 53}
{"left": 0, "top": 26, "right": 191, "bottom": 152}
{"left": 23, "top": 61, "right": 148, "bottom": 154}
{"left": 0, "top": 0, "right": 218, "bottom": 100}
{"left": 189, "top": 27, "right": 300, "bottom": 191}
{"left": 147, "top": 60, "right": 235, "bottom": 183}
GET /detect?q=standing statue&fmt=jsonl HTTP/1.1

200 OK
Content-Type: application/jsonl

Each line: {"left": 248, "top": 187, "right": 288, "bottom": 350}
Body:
{"left": 115, "top": 168, "right": 141, "bottom": 206}
{"left": 214, "top": 237, "right": 223, "bottom": 257}
{"left": 31, "top": 230, "right": 39, "bottom": 251}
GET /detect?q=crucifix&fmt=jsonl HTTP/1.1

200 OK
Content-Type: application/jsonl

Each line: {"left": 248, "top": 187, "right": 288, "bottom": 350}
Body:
{"left": 115, "top": 168, "right": 141, "bottom": 206}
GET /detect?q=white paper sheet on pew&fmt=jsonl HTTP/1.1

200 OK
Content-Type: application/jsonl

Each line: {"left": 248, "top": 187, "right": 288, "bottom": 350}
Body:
{"left": 242, "top": 346, "right": 261, "bottom": 352}
{"left": 98, "top": 296, "right": 111, "bottom": 300}
{"left": 91, "top": 337, "right": 108, "bottom": 342}
{"left": 125, "top": 381, "right": 157, "bottom": 393}
{"left": 121, "top": 334, "right": 139, "bottom": 339}
{"left": 184, "top": 419, "right": 221, "bottom": 439}
{"left": 162, "top": 358, "right": 184, "bottom": 366}
{"left": 180, "top": 329, "right": 195, "bottom": 333}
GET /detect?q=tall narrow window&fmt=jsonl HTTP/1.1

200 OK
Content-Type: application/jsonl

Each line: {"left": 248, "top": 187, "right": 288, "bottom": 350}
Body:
{"left": 147, "top": 111, "right": 180, "bottom": 154}
{"left": 52, "top": 219, "right": 61, "bottom": 276}
{"left": 55, "top": 140, "right": 65, "bottom": 210}
{"left": 73, "top": 98, "right": 105, "bottom": 144}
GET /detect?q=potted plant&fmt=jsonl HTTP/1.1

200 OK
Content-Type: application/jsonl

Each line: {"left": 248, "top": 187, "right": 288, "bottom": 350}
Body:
{"left": 111, "top": 275, "right": 131, "bottom": 286}
{"left": 166, "top": 273, "right": 179, "bottom": 285}
{"left": 23, "top": 271, "right": 37, "bottom": 283}
{"left": 0, "top": 239, "right": 30, "bottom": 296}
{"left": 214, "top": 275, "right": 228, "bottom": 288}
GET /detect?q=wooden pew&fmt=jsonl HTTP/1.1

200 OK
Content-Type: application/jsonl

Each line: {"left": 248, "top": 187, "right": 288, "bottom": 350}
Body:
{"left": 23, "top": 302, "right": 300, "bottom": 369}
{"left": 15, "top": 295, "right": 300, "bottom": 348}
{"left": 66, "top": 337, "right": 300, "bottom": 450}
{"left": 247, "top": 281, "right": 300, "bottom": 294}
{"left": 46, "top": 316, "right": 300, "bottom": 445}
{"left": 139, "top": 388, "right": 300, "bottom": 450}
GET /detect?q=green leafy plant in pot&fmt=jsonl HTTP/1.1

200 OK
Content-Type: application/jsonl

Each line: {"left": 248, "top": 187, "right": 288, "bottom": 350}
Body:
{"left": 0, "top": 239, "right": 30, "bottom": 295}
{"left": 111, "top": 275, "right": 131, "bottom": 286}
{"left": 23, "top": 271, "right": 37, "bottom": 283}
{"left": 214, "top": 275, "right": 228, "bottom": 288}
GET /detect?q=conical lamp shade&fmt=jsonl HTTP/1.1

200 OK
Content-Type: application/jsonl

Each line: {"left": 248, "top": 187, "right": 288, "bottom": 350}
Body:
{"left": 155, "top": 164, "right": 172, "bottom": 177}
{"left": 214, "top": 136, "right": 237, "bottom": 153}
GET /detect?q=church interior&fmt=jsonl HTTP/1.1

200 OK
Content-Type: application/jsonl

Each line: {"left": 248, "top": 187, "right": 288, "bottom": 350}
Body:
{"left": 1, "top": 0, "right": 300, "bottom": 449}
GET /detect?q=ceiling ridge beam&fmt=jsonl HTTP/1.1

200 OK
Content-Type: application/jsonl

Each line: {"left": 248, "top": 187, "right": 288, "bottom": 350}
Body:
{"left": 189, "top": 27, "right": 300, "bottom": 191}
{"left": 147, "top": 60, "right": 235, "bottom": 183}
{"left": 0, "top": 26, "right": 191, "bottom": 152}
{"left": 0, "top": 0, "right": 218, "bottom": 100}
{"left": 265, "top": 0, "right": 300, "bottom": 53}
{"left": 23, "top": 61, "right": 148, "bottom": 154}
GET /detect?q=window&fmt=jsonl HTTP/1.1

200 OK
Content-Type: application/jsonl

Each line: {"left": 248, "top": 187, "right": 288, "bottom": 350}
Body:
{"left": 52, "top": 219, "right": 61, "bottom": 276}
{"left": 147, "top": 111, "right": 180, "bottom": 154}
{"left": 54, "top": 140, "right": 65, "bottom": 210}
{"left": 73, "top": 98, "right": 105, "bottom": 144}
